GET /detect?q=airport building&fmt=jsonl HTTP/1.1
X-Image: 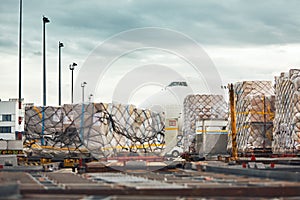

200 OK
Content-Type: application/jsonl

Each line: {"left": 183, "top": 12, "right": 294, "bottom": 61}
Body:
{"left": 0, "top": 98, "right": 24, "bottom": 140}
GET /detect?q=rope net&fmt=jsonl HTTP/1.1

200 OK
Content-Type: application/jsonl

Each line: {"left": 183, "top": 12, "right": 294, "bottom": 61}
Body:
{"left": 183, "top": 94, "right": 228, "bottom": 153}
{"left": 24, "top": 103, "right": 165, "bottom": 159}
{"left": 227, "top": 81, "right": 275, "bottom": 153}
{"left": 273, "top": 69, "right": 300, "bottom": 154}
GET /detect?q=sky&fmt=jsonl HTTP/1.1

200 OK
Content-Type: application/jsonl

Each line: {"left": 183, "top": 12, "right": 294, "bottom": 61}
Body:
{"left": 1, "top": 0, "right": 300, "bottom": 106}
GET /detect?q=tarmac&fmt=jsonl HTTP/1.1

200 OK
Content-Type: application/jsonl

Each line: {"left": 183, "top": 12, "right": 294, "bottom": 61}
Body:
{"left": 0, "top": 159, "right": 300, "bottom": 199}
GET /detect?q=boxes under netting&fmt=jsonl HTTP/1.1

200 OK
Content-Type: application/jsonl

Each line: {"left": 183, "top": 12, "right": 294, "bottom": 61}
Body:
{"left": 227, "top": 81, "right": 275, "bottom": 154}
{"left": 182, "top": 94, "right": 228, "bottom": 155}
{"left": 273, "top": 69, "right": 300, "bottom": 154}
{"left": 24, "top": 103, "right": 165, "bottom": 159}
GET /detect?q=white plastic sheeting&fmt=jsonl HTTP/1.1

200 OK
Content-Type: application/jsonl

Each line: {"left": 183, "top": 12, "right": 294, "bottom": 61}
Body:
{"left": 183, "top": 94, "right": 228, "bottom": 153}
{"left": 227, "top": 81, "right": 275, "bottom": 153}
{"left": 24, "top": 103, "right": 165, "bottom": 159}
{"left": 273, "top": 69, "right": 300, "bottom": 154}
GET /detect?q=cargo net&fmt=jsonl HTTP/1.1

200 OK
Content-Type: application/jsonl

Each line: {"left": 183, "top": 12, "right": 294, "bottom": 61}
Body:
{"left": 182, "top": 94, "right": 228, "bottom": 153}
{"left": 273, "top": 69, "right": 300, "bottom": 154}
{"left": 227, "top": 81, "right": 275, "bottom": 154}
{"left": 24, "top": 103, "right": 165, "bottom": 159}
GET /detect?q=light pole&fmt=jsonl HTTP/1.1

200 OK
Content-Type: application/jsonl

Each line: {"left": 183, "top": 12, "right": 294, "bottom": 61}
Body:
{"left": 88, "top": 94, "right": 93, "bottom": 103}
{"left": 58, "top": 41, "right": 64, "bottom": 106}
{"left": 80, "top": 81, "right": 87, "bottom": 141}
{"left": 69, "top": 62, "right": 77, "bottom": 104}
{"left": 81, "top": 82, "right": 87, "bottom": 103}
{"left": 17, "top": 0, "right": 23, "bottom": 140}
{"left": 18, "top": 0, "right": 22, "bottom": 110}
{"left": 42, "top": 15, "right": 50, "bottom": 106}
{"left": 42, "top": 15, "right": 49, "bottom": 146}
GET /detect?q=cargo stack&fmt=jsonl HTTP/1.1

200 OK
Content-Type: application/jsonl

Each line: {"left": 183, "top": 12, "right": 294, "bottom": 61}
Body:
{"left": 183, "top": 95, "right": 228, "bottom": 134}
{"left": 227, "top": 81, "right": 275, "bottom": 154}
{"left": 24, "top": 105, "right": 84, "bottom": 157}
{"left": 82, "top": 103, "right": 165, "bottom": 159}
{"left": 273, "top": 69, "right": 300, "bottom": 154}
{"left": 183, "top": 94, "right": 228, "bottom": 155}
{"left": 24, "top": 103, "right": 165, "bottom": 159}
{"left": 25, "top": 106, "right": 63, "bottom": 141}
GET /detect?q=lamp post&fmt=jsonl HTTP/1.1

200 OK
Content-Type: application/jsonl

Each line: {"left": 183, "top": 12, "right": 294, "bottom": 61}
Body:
{"left": 88, "top": 94, "right": 93, "bottom": 103}
{"left": 42, "top": 15, "right": 50, "bottom": 106}
{"left": 58, "top": 41, "right": 64, "bottom": 106}
{"left": 42, "top": 15, "right": 49, "bottom": 146}
{"left": 18, "top": 0, "right": 22, "bottom": 111}
{"left": 17, "top": 0, "right": 23, "bottom": 141}
{"left": 69, "top": 62, "right": 77, "bottom": 104}
{"left": 81, "top": 82, "right": 87, "bottom": 103}
{"left": 80, "top": 81, "right": 87, "bottom": 141}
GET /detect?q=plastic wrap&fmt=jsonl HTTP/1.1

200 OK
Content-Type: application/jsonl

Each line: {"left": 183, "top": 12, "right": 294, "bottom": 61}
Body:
{"left": 24, "top": 103, "right": 165, "bottom": 159}
{"left": 273, "top": 69, "right": 300, "bottom": 154}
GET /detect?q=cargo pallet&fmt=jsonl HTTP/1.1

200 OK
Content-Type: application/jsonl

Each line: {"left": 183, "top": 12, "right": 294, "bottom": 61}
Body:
{"left": 240, "top": 148, "right": 273, "bottom": 157}
{"left": 107, "top": 155, "right": 165, "bottom": 162}
{"left": 17, "top": 154, "right": 93, "bottom": 169}
{"left": 271, "top": 153, "right": 299, "bottom": 158}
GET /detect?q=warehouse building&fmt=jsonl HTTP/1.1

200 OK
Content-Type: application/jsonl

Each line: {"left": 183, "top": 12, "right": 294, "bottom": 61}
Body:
{"left": 0, "top": 98, "right": 24, "bottom": 140}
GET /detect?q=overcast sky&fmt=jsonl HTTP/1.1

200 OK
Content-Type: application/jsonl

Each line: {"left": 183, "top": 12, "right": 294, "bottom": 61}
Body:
{"left": 1, "top": 0, "right": 300, "bottom": 106}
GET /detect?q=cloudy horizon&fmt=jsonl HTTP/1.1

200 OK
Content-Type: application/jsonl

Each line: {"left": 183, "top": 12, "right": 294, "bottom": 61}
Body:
{"left": 1, "top": 0, "right": 300, "bottom": 106}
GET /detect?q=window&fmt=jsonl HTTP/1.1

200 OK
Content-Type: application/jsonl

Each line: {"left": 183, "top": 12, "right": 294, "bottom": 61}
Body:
{"left": 0, "top": 126, "right": 11, "bottom": 133}
{"left": 2, "top": 114, "right": 12, "bottom": 121}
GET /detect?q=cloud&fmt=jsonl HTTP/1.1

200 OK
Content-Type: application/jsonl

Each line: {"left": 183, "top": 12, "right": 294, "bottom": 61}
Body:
{"left": 206, "top": 43, "right": 300, "bottom": 84}
{"left": 1, "top": 0, "right": 300, "bottom": 105}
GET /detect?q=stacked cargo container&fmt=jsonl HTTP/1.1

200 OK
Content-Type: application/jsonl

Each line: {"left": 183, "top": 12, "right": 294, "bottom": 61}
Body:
{"left": 24, "top": 103, "right": 165, "bottom": 159}
{"left": 227, "top": 81, "right": 275, "bottom": 154}
{"left": 273, "top": 69, "right": 300, "bottom": 154}
{"left": 183, "top": 95, "right": 228, "bottom": 134}
{"left": 183, "top": 94, "right": 228, "bottom": 155}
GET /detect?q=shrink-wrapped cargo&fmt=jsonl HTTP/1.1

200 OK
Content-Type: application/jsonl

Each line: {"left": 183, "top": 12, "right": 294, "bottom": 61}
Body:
{"left": 183, "top": 94, "right": 228, "bottom": 155}
{"left": 227, "top": 81, "right": 275, "bottom": 153}
{"left": 273, "top": 69, "right": 300, "bottom": 154}
{"left": 183, "top": 94, "right": 228, "bottom": 134}
{"left": 24, "top": 103, "right": 165, "bottom": 159}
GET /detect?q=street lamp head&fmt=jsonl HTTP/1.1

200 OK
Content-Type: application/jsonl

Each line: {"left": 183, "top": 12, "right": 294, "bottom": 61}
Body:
{"left": 69, "top": 62, "right": 77, "bottom": 70}
{"left": 81, "top": 82, "right": 87, "bottom": 87}
{"left": 89, "top": 94, "right": 93, "bottom": 102}
{"left": 43, "top": 16, "right": 50, "bottom": 23}
{"left": 59, "top": 41, "right": 64, "bottom": 48}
